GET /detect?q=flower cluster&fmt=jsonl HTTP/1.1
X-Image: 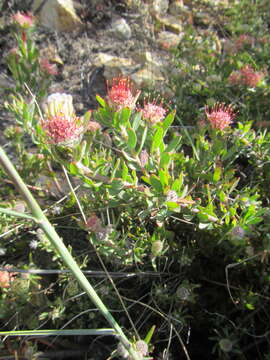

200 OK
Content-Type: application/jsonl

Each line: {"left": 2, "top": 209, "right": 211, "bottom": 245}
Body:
{"left": 228, "top": 65, "right": 265, "bottom": 88}
{"left": 140, "top": 98, "right": 167, "bottom": 124}
{"left": 0, "top": 267, "right": 15, "bottom": 288}
{"left": 84, "top": 215, "right": 113, "bottom": 241}
{"left": 41, "top": 93, "right": 83, "bottom": 145}
{"left": 107, "top": 77, "right": 140, "bottom": 111}
{"left": 205, "top": 103, "right": 236, "bottom": 130}
{"left": 224, "top": 34, "right": 254, "bottom": 55}
{"left": 234, "top": 34, "right": 254, "bottom": 51}
{"left": 39, "top": 58, "right": 58, "bottom": 76}
{"left": 12, "top": 12, "right": 35, "bottom": 29}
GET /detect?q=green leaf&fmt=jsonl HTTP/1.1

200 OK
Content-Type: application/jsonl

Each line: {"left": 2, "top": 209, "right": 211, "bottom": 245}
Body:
{"left": 127, "top": 127, "right": 137, "bottom": 149}
{"left": 96, "top": 95, "right": 106, "bottom": 107}
{"left": 166, "top": 135, "right": 181, "bottom": 152}
{"left": 213, "top": 166, "right": 222, "bottom": 183}
{"left": 151, "top": 127, "right": 164, "bottom": 153}
{"left": 172, "top": 172, "right": 184, "bottom": 192}
{"left": 150, "top": 175, "right": 163, "bottom": 193}
{"left": 246, "top": 303, "right": 255, "bottom": 310}
{"left": 132, "top": 112, "right": 142, "bottom": 130}
{"left": 166, "top": 201, "right": 179, "bottom": 210}
{"left": 119, "top": 108, "right": 131, "bottom": 125}
{"left": 137, "top": 125, "right": 148, "bottom": 155}
{"left": 158, "top": 169, "right": 169, "bottom": 188}
{"left": 69, "top": 162, "right": 80, "bottom": 176}
{"left": 162, "top": 110, "right": 175, "bottom": 134}
{"left": 219, "top": 191, "right": 227, "bottom": 202}
{"left": 141, "top": 175, "right": 151, "bottom": 185}
{"left": 144, "top": 325, "right": 156, "bottom": 345}
{"left": 159, "top": 152, "right": 171, "bottom": 168}
{"left": 121, "top": 161, "right": 128, "bottom": 181}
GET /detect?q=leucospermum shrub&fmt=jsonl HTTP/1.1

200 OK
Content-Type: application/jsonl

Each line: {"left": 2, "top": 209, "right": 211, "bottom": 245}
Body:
{"left": 2, "top": 4, "right": 270, "bottom": 359}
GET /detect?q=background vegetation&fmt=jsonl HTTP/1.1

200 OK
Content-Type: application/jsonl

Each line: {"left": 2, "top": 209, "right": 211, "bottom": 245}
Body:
{"left": 1, "top": 0, "right": 270, "bottom": 359}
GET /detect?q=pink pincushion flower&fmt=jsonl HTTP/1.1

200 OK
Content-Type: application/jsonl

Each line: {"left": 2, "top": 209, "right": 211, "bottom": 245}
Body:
{"left": 39, "top": 58, "right": 58, "bottom": 76}
{"left": 205, "top": 103, "right": 236, "bottom": 130}
{"left": 228, "top": 65, "right": 265, "bottom": 88}
{"left": 240, "top": 65, "right": 265, "bottom": 87}
{"left": 42, "top": 114, "right": 82, "bottom": 144}
{"left": 12, "top": 12, "right": 34, "bottom": 28}
{"left": 107, "top": 77, "right": 140, "bottom": 111}
{"left": 234, "top": 34, "right": 253, "bottom": 51}
{"left": 85, "top": 214, "right": 102, "bottom": 232}
{"left": 87, "top": 121, "right": 101, "bottom": 132}
{"left": 140, "top": 98, "right": 167, "bottom": 124}
{"left": 42, "top": 93, "right": 83, "bottom": 145}
{"left": 0, "top": 267, "right": 15, "bottom": 288}
{"left": 142, "top": 103, "right": 167, "bottom": 124}
{"left": 228, "top": 71, "right": 242, "bottom": 85}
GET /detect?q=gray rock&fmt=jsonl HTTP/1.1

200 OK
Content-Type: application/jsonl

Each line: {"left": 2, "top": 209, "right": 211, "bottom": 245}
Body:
{"left": 169, "top": 0, "right": 184, "bottom": 15}
{"left": 155, "top": 14, "right": 183, "bottom": 34}
{"left": 110, "top": 17, "right": 132, "bottom": 40}
{"left": 152, "top": 0, "right": 169, "bottom": 14}
{"left": 157, "top": 31, "right": 181, "bottom": 49}
{"left": 131, "top": 66, "right": 165, "bottom": 87}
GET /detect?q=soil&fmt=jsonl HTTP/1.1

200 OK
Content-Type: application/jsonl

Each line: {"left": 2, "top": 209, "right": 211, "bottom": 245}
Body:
{"left": 0, "top": 0, "right": 162, "bottom": 146}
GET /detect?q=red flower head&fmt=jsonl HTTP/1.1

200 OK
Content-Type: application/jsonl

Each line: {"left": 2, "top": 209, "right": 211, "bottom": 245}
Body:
{"left": 228, "top": 71, "right": 242, "bottom": 85}
{"left": 234, "top": 34, "right": 253, "bottom": 51}
{"left": 107, "top": 77, "right": 140, "bottom": 111}
{"left": 229, "top": 65, "right": 265, "bottom": 88}
{"left": 39, "top": 58, "right": 58, "bottom": 76}
{"left": 205, "top": 103, "right": 236, "bottom": 130}
{"left": 42, "top": 93, "right": 83, "bottom": 145}
{"left": 240, "top": 65, "right": 265, "bottom": 87}
{"left": 140, "top": 98, "right": 167, "bottom": 125}
{"left": 0, "top": 267, "right": 15, "bottom": 288}
{"left": 12, "top": 12, "right": 35, "bottom": 28}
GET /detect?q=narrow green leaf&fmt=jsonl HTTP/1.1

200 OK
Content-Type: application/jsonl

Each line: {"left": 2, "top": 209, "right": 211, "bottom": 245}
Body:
{"left": 162, "top": 110, "right": 175, "bottom": 134}
{"left": 141, "top": 175, "right": 151, "bottom": 185}
{"left": 96, "top": 95, "right": 106, "bottom": 107}
{"left": 144, "top": 325, "right": 156, "bottom": 345}
{"left": 0, "top": 207, "right": 37, "bottom": 222}
{"left": 127, "top": 127, "right": 137, "bottom": 149}
{"left": 151, "top": 127, "right": 164, "bottom": 153}
{"left": 137, "top": 126, "right": 148, "bottom": 155}
{"left": 121, "top": 161, "right": 128, "bottom": 181}
{"left": 172, "top": 172, "right": 184, "bottom": 192}
{"left": 120, "top": 108, "right": 131, "bottom": 125}
{"left": 159, "top": 152, "right": 171, "bottom": 168}
{"left": 150, "top": 175, "right": 163, "bottom": 193}
{"left": 213, "top": 166, "right": 222, "bottom": 183}
{"left": 166, "top": 135, "right": 181, "bottom": 152}
{"left": 132, "top": 112, "right": 142, "bottom": 130}
{"left": 158, "top": 169, "right": 168, "bottom": 188}
{"left": 0, "top": 329, "right": 115, "bottom": 337}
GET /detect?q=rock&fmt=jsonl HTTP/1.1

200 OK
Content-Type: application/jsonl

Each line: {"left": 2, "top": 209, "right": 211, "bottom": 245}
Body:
{"left": 32, "top": 0, "right": 82, "bottom": 32}
{"left": 152, "top": 0, "right": 169, "bottom": 14}
{"left": 157, "top": 31, "right": 181, "bottom": 50}
{"left": 131, "top": 66, "right": 165, "bottom": 87}
{"left": 193, "top": 12, "right": 212, "bottom": 26}
{"left": 169, "top": 0, "right": 184, "bottom": 15}
{"left": 93, "top": 53, "right": 135, "bottom": 68}
{"left": 93, "top": 53, "right": 139, "bottom": 79}
{"left": 110, "top": 17, "right": 132, "bottom": 40}
{"left": 132, "top": 50, "right": 165, "bottom": 68}
{"left": 155, "top": 14, "right": 183, "bottom": 34}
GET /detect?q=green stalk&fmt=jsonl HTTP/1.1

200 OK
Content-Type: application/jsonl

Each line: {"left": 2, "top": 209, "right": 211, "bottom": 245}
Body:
{"left": 0, "top": 146, "right": 140, "bottom": 360}
{"left": 0, "top": 329, "right": 115, "bottom": 337}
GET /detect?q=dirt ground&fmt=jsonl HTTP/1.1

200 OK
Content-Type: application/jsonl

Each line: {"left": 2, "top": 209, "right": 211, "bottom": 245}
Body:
{"left": 0, "top": 0, "right": 166, "bottom": 146}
